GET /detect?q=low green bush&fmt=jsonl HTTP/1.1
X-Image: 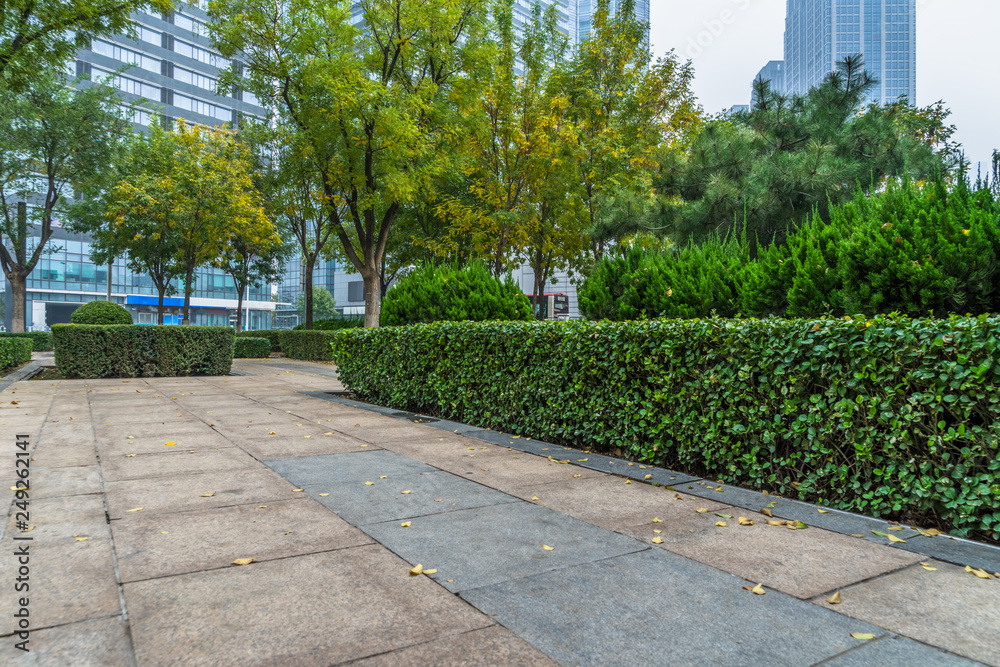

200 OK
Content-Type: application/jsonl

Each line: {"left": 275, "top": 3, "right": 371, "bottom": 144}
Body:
{"left": 280, "top": 330, "right": 336, "bottom": 361}
{"left": 70, "top": 300, "right": 134, "bottom": 325}
{"left": 235, "top": 329, "right": 282, "bottom": 353}
{"left": 331, "top": 317, "right": 1000, "bottom": 542}
{"left": 0, "top": 331, "right": 53, "bottom": 352}
{"left": 233, "top": 337, "right": 271, "bottom": 359}
{"left": 381, "top": 261, "right": 532, "bottom": 326}
{"left": 580, "top": 178, "right": 1000, "bottom": 320}
{"left": 292, "top": 317, "right": 364, "bottom": 331}
{"left": 53, "top": 325, "right": 234, "bottom": 378}
{"left": 0, "top": 338, "right": 32, "bottom": 374}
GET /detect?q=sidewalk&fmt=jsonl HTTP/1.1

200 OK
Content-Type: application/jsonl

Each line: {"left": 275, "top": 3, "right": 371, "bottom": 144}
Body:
{"left": 1, "top": 357, "right": 998, "bottom": 666}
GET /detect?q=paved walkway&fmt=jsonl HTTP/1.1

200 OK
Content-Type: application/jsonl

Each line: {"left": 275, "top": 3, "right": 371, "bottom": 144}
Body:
{"left": 1, "top": 358, "right": 998, "bottom": 666}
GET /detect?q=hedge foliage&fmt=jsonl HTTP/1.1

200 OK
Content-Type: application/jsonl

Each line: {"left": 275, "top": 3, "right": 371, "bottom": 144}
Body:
{"left": 0, "top": 338, "right": 32, "bottom": 374}
{"left": 292, "top": 317, "right": 364, "bottom": 331}
{"left": 280, "top": 330, "right": 336, "bottom": 361}
{"left": 235, "top": 329, "right": 282, "bottom": 353}
{"left": 381, "top": 261, "right": 533, "bottom": 326}
{"left": 331, "top": 317, "right": 1000, "bottom": 541}
{"left": 0, "top": 331, "right": 52, "bottom": 352}
{"left": 233, "top": 337, "right": 271, "bottom": 359}
{"left": 52, "top": 325, "right": 234, "bottom": 378}
{"left": 581, "top": 178, "right": 1000, "bottom": 320}
{"left": 70, "top": 300, "right": 134, "bottom": 325}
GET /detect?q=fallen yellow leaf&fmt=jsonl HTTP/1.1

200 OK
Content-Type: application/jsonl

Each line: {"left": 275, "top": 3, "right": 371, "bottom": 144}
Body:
{"left": 126, "top": 507, "right": 143, "bottom": 513}
{"left": 400, "top": 521, "right": 412, "bottom": 528}
{"left": 818, "top": 509, "right": 830, "bottom": 514}
{"left": 738, "top": 517, "right": 755, "bottom": 526}
{"left": 922, "top": 565, "right": 937, "bottom": 571}
{"left": 269, "top": 432, "right": 276, "bottom": 435}
{"left": 965, "top": 566, "right": 992, "bottom": 579}
{"left": 625, "top": 480, "right": 632, "bottom": 485}
{"left": 696, "top": 508, "right": 709, "bottom": 513}
{"left": 160, "top": 531, "right": 169, "bottom": 534}
{"left": 887, "top": 534, "right": 906, "bottom": 543}
{"left": 319, "top": 493, "right": 329, "bottom": 497}
{"left": 74, "top": 536, "right": 89, "bottom": 542}
{"left": 577, "top": 458, "right": 588, "bottom": 462}
{"left": 379, "top": 476, "right": 388, "bottom": 479}
{"left": 716, "top": 486, "right": 723, "bottom": 492}
{"left": 767, "top": 520, "right": 785, "bottom": 526}
{"left": 652, "top": 518, "right": 662, "bottom": 523}
{"left": 401, "top": 490, "right": 411, "bottom": 495}
{"left": 164, "top": 442, "right": 177, "bottom": 446}
{"left": 851, "top": 633, "right": 875, "bottom": 641}
{"left": 573, "top": 474, "right": 582, "bottom": 478}
{"left": 200, "top": 493, "right": 215, "bottom": 497}
{"left": 409, "top": 564, "right": 423, "bottom": 575}
{"left": 715, "top": 521, "right": 727, "bottom": 527}
{"left": 652, "top": 537, "right": 664, "bottom": 544}
{"left": 232, "top": 558, "right": 255, "bottom": 566}
{"left": 530, "top": 496, "right": 539, "bottom": 501}
{"left": 125, "top": 454, "right": 136, "bottom": 457}
{"left": 365, "top": 481, "right": 374, "bottom": 486}
{"left": 542, "top": 544, "right": 554, "bottom": 551}
{"left": 827, "top": 591, "right": 842, "bottom": 605}
{"left": 761, "top": 508, "right": 773, "bottom": 517}
{"left": 292, "top": 489, "right": 304, "bottom": 493}
{"left": 742, "top": 583, "right": 765, "bottom": 595}
{"left": 423, "top": 569, "right": 437, "bottom": 575}
{"left": 644, "top": 474, "right": 652, "bottom": 480}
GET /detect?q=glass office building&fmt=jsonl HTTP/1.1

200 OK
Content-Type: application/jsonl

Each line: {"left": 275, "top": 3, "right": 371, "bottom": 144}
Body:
{"left": 782, "top": 0, "right": 916, "bottom": 103}
{"left": 752, "top": 60, "right": 786, "bottom": 106}
{"left": 2, "top": 2, "right": 271, "bottom": 332}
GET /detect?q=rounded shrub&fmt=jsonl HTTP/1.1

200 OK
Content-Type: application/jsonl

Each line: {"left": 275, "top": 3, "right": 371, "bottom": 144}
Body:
{"left": 380, "top": 262, "right": 533, "bottom": 326}
{"left": 71, "top": 300, "right": 133, "bottom": 325}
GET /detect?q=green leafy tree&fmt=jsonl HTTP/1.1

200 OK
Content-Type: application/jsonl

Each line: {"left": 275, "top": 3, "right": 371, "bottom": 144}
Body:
{"left": 656, "top": 56, "right": 958, "bottom": 245}
{"left": 0, "top": 71, "right": 129, "bottom": 332}
{"left": 295, "top": 286, "right": 336, "bottom": 322}
{"left": 560, "top": 0, "right": 701, "bottom": 259}
{"left": 0, "top": 0, "right": 173, "bottom": 90}
{"left": 210, "top": 0, "right": 491, "bottom": 328}
{"left": 214, "top": 221, "right": 285, "bottom": 332}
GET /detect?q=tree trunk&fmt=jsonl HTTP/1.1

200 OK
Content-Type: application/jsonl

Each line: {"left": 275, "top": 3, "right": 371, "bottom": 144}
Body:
{"left": 106, "top": 262, "right": 112, "bottom": 301}
{"left": 157, "top": 283, "right": 166, "bottom": 325}
{"left": 9, "top": 273, "right": 26, "bottom": 333}
{"left": 362, "top": 266, "right": 381, "bottom": 328}
{"left": 303, "top": 254, "right": 315, "bottom": 330}
{"left": 235, "top": 285, "right": 244, "bottom": 333}
{"left": 531, "top": 255, "right": 547, "bottom": 321}
{"left": 182, "top": 268, "right": 194, "bottom": 325}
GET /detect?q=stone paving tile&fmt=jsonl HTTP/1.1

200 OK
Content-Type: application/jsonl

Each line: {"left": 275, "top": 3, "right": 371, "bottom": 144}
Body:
{"left": 28, "top": 441, "right": 98, "bottom": 469}
{"left": 820, "top": 635, "right": 980, "bottom": 666}
{"left": 362, "top": 502, "right": 648, "bottom": 593}
{"left": 124, "top": 545, "right": 494, "bottom": 667}
{"left": 112, "top": 497, "right": 373, "bottom": 582}
{"left": 813, "top": 560, "right": 1000, "bottom": 666}
{"left": 0, "top": 496, "right": 120, "bottom": 636}
{"left": 891, "top": 535, "right": 1000, "bottom": 575}
{"left": 0, "top": 616, "right": 133, "bottom": 666}
{"left": 381, "top": 439, "right": 603, "bottom": 491}
{"left": 96, "top": 430, "right": 235, "bottom": 457}
{"left": 238, "top": 432, "right": 376, "bottom": 460}
{"left": 104, "top": 467, "right": 300, "bottom": 519}
{"left": 100, "top": 447, "right": 260, "bottom": 482}
{"left": 504, "top": 474, "right": 730, "bottom": 532}
{"left": 89, "top": 410, "right": 195, "bottom": 425}
{"left": 30, "top": 465, "right": 102, "bottom": 499}
{"left": 460, "top": 548, "right": 885, "bottom": 667}
{"left": 629, "top": 512, "right": 923, "bottom": 599}
{"left": 350, "top": 626, "right": 558, "bottom": 667}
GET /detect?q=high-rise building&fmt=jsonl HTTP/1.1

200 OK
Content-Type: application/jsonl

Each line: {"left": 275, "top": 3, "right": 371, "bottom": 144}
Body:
{"left": 781, "top": 0, "right": 916, "bottom": 103}
{"left": 573, "top": 0, "right": 650, "bottom": 43}
{"left": 752, "top": 60, "right": 786, "bottom": 106}
{"left": 2, "top": 3, "right": 273, "bottom": 332}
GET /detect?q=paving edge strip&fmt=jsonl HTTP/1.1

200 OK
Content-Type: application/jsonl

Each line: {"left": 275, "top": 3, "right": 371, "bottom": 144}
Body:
{"left": 300, "top": 390, "right": 1000, "bottom": 573}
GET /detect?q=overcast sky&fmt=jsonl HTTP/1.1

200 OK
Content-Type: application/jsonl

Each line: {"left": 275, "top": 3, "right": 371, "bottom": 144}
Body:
{"left": 649, "top": 0, "right": 999, "bottom": 171}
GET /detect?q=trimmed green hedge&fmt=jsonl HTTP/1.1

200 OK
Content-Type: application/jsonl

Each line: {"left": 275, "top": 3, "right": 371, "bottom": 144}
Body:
{"left": 292, "top": 317, "right": 364, "bottom": 331}
{"left": 331, "top": 317, "right": 1000, "bottom": 541}
{"left": 0, "top": 338, "right": 32, "bottom": 374}
{"left": 0, "top": 331, "right": 52, "bottom": 352}
{"left": 53, "top": 325, "right": 234, "bottom": 378}
{"left": 70, "top": 300, "right": 134, "bottom": 325}
{"left": 236, "top": 329, "right": 282, "bottom": 353}
{"left": 234, "top": 337, "right": 271, "bottom": 359}
{"left": 280, "top": 330, "right": 335, "bottom": 361}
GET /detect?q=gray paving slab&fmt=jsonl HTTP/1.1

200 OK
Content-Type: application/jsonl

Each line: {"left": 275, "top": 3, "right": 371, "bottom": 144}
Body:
{"left": 820, "top": 635, "right": 980, "bottom": 667}
{"left": 460, "top": 548, "right": 885, "bottom": 667}
{"left": 350, "top": 625, "right": 557, "bottom": 667}
{"left": 265, "top": 449, "right": 436, "bottom": 484}
{"left": 362, "top": 501, "right": 649, "bottom": 593}
{"left": 891, "top": 534, "right": 1000, "bottom": 574}
{"left": 0, "top": 615, "right": 133, "bottom": 666}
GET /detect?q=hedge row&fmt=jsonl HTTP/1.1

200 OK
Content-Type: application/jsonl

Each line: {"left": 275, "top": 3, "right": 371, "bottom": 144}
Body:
{"left": 236, "top": 329, "right": 282, "bottom": 353}
{"left": 53, "top": 325, "right": 234, "bottom": 378}
{"left": 292, "top": 317, "right": 364, "bottom": 331}
{"left": 234, "top": 337, "right": 271, "bottom": 359}
{"left": 280, "top": 330, "right": 336, "bottom": 361}
{"left": 0, "top": 338, "right": 32, "bottom": 374}
{"left": 0, "top": 331, "right": 52, "bottom": 352}
{"left": 331, "top": 317, "right": 1000, "bottom": 541}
